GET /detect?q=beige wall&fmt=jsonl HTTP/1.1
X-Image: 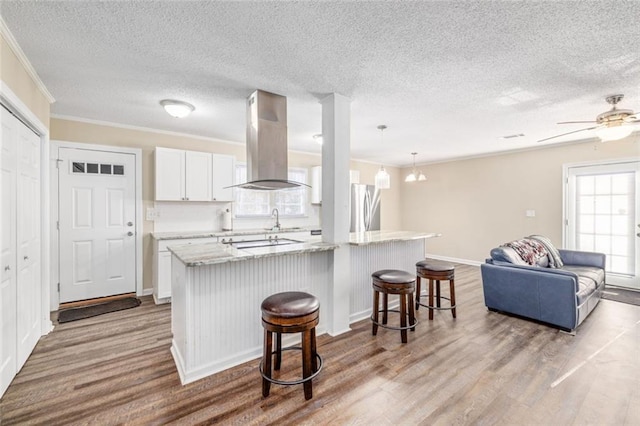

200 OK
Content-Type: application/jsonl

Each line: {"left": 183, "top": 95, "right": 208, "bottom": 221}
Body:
{"left": 0, "top": 34, "right": 50, "bottom": 126}
{"left": 51, "top": 118, "right": 401, "bottom": 290}
{"left": 400, "top": 138, "right": 640, "bottom": 263}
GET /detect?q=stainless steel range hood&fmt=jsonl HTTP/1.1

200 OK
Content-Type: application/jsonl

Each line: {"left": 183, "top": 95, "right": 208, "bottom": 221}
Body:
{"left": 232, "top": 90, "right": 309, "bottom": 190}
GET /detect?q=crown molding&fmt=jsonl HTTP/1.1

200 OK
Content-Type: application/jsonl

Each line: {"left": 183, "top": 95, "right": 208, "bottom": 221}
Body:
{"left": 0, "top": 15, "right": 55, "bottom": 103}
{"left": 50, "top": 114, "right": 245, "bottom": 146}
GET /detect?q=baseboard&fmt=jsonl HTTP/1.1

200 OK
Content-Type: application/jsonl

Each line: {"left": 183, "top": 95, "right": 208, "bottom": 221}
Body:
{"left": 141, "top": 288, "right": 154, "bottom": 296}
{"left": 426, "top": 253, "right": 483, "bottom": 267}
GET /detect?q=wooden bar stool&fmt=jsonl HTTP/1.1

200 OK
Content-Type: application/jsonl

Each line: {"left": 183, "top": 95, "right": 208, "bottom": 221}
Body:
{"left": 415, "top": 260, "right": 456, "bottom": 320}
{"left": 371, "top": 269, "right": 417, "bottom": 343}
{"left": 260, "top": 291, "right": 322, "bottom": 400}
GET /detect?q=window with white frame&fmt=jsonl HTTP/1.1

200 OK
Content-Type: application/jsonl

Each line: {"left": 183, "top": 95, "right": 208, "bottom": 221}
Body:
{"left": 234, "top": 164, "right": 308, "bottom": 217}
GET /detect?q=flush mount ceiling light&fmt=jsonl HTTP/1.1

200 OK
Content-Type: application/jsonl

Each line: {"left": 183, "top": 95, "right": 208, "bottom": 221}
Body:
{"left": 160, "top": 99, "right": 195, "bottom": 118}
{"left": 374, "top": 125, "right": 390, "bottom": 189}
{"left": 405, "top": 152, "right": 426, "bottom": 182}
{"left": 313, "top": 134, "right": 323, "bottom": 145}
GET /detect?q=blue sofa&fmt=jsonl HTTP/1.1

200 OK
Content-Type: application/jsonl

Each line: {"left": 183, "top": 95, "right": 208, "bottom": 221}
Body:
{"left": 481, "top": 242, "right": 606, "bottom": 332}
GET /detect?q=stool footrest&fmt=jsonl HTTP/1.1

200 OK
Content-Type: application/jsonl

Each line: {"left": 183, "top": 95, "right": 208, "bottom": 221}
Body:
{"left": 370, "top": 309, "right": 418, "bottom": 331}
{"left": 259, "top": 346, "right": 323, "bottom": 386}
{"left": 416, "top": 294, "right": 456, "bottom": 310}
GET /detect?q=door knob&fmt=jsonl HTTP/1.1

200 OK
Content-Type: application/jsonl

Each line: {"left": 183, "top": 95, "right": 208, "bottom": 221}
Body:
{"left": 4, "top": 265, "right": 9, "bottom": 271}
{"left": 23, "top": 256, "right": 29, "bottom": 260}
{"left": 127, "top": 221, "right": 133, "bottom": 226}
{"left": 127, "top": 231, "right": 134, "bottom": 236}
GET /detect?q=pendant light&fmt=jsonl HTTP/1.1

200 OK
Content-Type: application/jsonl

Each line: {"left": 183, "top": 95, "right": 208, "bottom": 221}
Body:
{"left": 374, "top": 125, "right": 390, "bottom": 189}
{"left": 405, "top": 152, "right": 426, "bottom": 182}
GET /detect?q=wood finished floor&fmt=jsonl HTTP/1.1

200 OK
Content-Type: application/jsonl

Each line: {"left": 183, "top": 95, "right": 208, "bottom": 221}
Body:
{"left": 1, "top": 264, "right": 639, "bottom": 425}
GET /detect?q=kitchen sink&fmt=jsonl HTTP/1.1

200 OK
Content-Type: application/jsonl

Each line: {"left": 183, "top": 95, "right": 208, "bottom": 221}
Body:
{"left": 224, "top": 238, "right": 303, "bottom": 250}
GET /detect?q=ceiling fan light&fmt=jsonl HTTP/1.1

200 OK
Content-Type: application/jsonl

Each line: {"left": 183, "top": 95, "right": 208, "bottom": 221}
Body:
{"left": 160, "top": 99, "right": 195, "bottom": 118}
{"left": 595, "top": 125, "right": 633, "bottom": 142}
{"left": 375, "top": 166, "right": 390, "bottom": 189}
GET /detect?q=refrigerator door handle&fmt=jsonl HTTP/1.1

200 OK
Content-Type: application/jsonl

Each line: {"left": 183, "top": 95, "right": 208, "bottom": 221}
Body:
{"left": 364, "top": 189, "right": 371, "bottom": 231}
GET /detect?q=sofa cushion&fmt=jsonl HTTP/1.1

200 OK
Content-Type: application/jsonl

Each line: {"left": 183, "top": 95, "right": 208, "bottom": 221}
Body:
{"left": 529, "top": 235, "right": 564, "bottom": 268}
{"left": 576, "top": 276, "right": 597, "bottom": 305}
{"left": 562, "top": 265, "right": 605, "bottom": 287}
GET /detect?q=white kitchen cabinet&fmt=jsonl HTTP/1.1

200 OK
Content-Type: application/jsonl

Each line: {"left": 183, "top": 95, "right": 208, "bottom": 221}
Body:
{"left": 185, "top": 151, "right": 212, "bottom": 201}
{"left": 1, "top": 108, "right": 42, "bottom": 398}
{"left": 309, "top": 166, "right": 360, "bottom": 204}
{"left": 155, "top": 148, "right": 212, "bottom": 201}
{"left": 212, "top": 154, "right": 235, "bottom": 201}
{"left": 153, "top": 237, "right": 218, "bottom": 303}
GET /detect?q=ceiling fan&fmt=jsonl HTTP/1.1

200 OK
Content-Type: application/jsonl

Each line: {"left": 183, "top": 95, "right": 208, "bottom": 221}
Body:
{"left": 538, "top": 94, "right": 639, "bottom": 142}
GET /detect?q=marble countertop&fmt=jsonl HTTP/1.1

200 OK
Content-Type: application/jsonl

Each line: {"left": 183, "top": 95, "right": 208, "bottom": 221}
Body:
{"left": 168, "top": 239, "right": 337, "bottom": 267}
{"left": 152, "top": 227, "right": 314, "bottom": 240}
{"left": 349, "top": 230, "right": 440, "bottom": 245}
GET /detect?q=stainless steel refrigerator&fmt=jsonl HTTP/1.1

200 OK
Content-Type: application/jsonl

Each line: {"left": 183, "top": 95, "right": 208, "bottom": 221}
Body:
{"left": 350, "top": 184, "right": 381, "bottom": 232}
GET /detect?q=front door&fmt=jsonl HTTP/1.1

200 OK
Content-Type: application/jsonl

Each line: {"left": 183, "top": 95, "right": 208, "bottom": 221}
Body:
{"left": 58, "top": 147, "right": 137, "bottom": 302}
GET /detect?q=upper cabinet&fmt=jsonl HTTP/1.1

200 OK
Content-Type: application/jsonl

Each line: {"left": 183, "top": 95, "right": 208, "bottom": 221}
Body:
{"left": 155, "top": 148, "right": 211, "bottom": 201}
{"left": 212, "top": 154, "right": 235, "bottom": 201}
{"left": 155, "top": 148, "right": 235, "bottom": 202}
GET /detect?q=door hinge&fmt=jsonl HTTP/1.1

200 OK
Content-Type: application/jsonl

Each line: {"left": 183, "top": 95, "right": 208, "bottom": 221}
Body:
{"left": 57, "top": 282, "right": 60, "bottom": 292}
{"left": 56, "top": 221, "right": 59, "bottom": 230}
{"left": 565, "top": 219, "right": 569, "bottom": 226}
{"left": 55, "top": 159, "right": 62, "bottom": 169}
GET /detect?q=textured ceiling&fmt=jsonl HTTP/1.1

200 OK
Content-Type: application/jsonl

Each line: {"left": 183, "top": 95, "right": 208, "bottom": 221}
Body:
{"left": 2, "top": 1, "right": 639, "bottom": 166}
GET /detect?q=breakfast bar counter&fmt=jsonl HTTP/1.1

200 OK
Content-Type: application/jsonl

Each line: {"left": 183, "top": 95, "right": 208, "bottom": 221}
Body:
{"left": 169, "top": 230, "right": 439, "bottom": 385}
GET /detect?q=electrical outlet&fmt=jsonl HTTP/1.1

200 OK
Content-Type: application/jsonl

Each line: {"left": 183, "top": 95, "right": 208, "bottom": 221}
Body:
{"left": 525, "top": 210, "right": 536, "bottom": 217}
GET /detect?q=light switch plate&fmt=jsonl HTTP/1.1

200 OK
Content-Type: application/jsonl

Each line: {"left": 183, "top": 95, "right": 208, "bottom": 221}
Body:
{"left": 146, "top": 207, "right": 157, "bottom": 221}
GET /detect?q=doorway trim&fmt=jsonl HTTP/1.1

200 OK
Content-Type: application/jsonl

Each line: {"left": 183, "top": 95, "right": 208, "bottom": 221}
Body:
{"left": 50, "top": 140, "right": 143, "bottom": 310}
{"left": 0, "top": 81, "right": 53, "bottom": 335}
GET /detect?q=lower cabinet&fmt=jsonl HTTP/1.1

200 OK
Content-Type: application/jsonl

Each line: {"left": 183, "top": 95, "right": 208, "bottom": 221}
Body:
{"left": 153, "top": 237, "right": 217, "bottom": 304}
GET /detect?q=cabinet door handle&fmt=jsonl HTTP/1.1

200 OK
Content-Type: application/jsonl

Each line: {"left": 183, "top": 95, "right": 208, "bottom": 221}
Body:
{"left": 23, "top": 256, "right": 29, "bottom": 260}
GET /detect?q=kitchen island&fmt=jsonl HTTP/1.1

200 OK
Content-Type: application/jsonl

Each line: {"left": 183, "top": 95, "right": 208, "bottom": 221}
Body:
{"left": 169, "top": 230, "right": 438, "bottom": 385}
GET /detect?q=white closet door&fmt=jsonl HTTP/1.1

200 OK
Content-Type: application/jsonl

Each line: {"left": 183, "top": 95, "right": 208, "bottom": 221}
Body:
{"left": 16, "top": 115, "right": 41, "bottom": 368}
{"left": 0, "top": 107, "right": 18, "bottom": 397}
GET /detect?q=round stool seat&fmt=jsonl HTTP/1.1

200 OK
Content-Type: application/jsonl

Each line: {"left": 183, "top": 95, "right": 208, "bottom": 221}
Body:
{"left": 372, "top": 269, "right": 415, "bottom": 284}
{"left": 416, "top": 260, "right": 455, "bottom": 272}
{"left": 261, "top": 291, "right": 319, "bottom": 318}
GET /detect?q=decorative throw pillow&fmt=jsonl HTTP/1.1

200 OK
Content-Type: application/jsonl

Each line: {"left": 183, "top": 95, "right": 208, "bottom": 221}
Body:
{"left": 529, "top": 235, "right": 564, "bottom": 268}
{"left": 502, "top": 238, "right": 548, "bottom": 266}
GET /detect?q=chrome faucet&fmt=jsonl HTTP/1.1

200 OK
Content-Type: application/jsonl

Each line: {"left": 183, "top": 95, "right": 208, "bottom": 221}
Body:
{"left": 271, "top": 208, "right": 280, "bottom": 231}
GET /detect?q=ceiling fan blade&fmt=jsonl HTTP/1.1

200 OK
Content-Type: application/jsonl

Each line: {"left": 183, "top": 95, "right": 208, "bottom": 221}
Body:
{"left": 557, "top": 121, "right": 598, "bottom": 124}
{"left": 537, "top": 126, "right": 598, "bottom": 143}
